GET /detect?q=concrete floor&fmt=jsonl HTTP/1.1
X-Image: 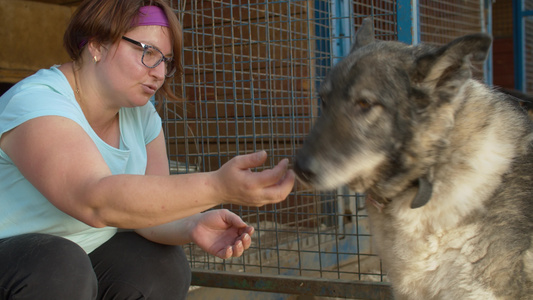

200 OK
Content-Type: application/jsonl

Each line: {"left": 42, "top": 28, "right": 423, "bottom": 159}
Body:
{"left": 187, "top": 286, "right": 347, "bottom": 300}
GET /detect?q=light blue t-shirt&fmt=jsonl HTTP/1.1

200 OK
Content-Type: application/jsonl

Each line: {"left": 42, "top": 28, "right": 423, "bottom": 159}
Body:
{"left": 0, "top": 66, "right": 162, "bottom": 253}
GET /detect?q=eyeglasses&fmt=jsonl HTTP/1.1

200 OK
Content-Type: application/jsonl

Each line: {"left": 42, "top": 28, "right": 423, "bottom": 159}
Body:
{"left": 121, "top": 36, "right": 176, "bottom": 77}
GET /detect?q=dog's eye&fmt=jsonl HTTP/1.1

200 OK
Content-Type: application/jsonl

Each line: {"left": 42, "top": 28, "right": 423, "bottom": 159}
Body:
{"left": 320, "top": 98, "right": 327, "bottom": 110}
{"left": 356, "top": 99, "right": 373, "bottom": 111}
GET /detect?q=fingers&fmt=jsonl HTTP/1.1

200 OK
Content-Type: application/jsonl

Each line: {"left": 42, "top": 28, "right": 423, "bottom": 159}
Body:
{"left": 260, "top": 168, "right": 296, "bottom": 203}
{"left": 255, "top": 158, "right": 290, "bottom": 186}
{"left": 236, "top": 231, "right": 252, "bottom": 249}
{"left": 246, "top": 170, "right": 296, "bottom": 207}
{"left": 216, "top": 246, "right": 232, "bottom": 259}
{"left": 232, "top": 238, "right": 245, "bottom": 257}
{"left": 242, "top": 226, "right": 254, "bottom": 237}
{"left": 233, "top": 150, "right": 267, "bottom": 170}
{"left": 247, "top": 158, "right": 295, "bottom": 201}
{"left": 232, "top": 151, "right": 293, "bottom": 189}
{"left": 240, "top": 231, "right": 252, "bottom": 249}
{"left": 224, "top": 215, "right": 253, "bottom": 255}
{"left": 230, "top": 232, "right": 250, "bottom": 258}
{"left": 221, "top": 209, "right": 248, "bottom": 229}
{"left": 223, "top": 151, "right": 295, "bottom": 207}
{"left": 215, "top": 231, "right": 252, "bottom": 259}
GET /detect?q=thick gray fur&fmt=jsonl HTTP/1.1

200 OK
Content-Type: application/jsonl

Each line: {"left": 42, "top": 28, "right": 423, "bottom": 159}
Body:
{"left": 295, "top": 18, "right": 533, "bottom": 299}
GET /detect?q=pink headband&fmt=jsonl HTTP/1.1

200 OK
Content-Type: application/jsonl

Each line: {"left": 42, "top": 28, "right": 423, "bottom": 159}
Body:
{"left": 78, "top": 6, "right": 169, "bottom": 49}
{"left": 133, "top": 6, "right": 170, "bottom": 27}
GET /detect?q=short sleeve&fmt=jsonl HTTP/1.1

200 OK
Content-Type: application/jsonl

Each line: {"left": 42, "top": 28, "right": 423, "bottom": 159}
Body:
{"left": 0, "top": 83, "right": 84, "bottom": 140}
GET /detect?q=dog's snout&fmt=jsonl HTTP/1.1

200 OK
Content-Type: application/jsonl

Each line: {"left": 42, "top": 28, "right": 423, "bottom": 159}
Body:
{"left": 294, "top": 157, "right": 316, "bottom": 183}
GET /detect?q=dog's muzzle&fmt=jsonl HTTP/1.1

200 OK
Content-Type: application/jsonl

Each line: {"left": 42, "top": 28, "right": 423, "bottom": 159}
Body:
{"left": 293, "top": 157, "right": 316, "bottom": 184}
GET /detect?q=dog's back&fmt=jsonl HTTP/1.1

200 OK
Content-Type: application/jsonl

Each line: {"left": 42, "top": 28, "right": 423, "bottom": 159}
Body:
{"left": 294, "top": 19, "right": 533, "bottom": 299}
{"left": 365, "top": 81, "right": 533, "bottom": 300}
{"left": 477, "top": 146, "right": 533, "bottom": 299}
{"left": 372, "top": 84, "right": 533, "bottom": 299}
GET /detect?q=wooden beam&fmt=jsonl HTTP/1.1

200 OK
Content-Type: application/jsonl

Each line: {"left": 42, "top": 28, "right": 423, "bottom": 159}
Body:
{"left": 0, "top": 0, "right": 74, "bottom": 83}
{"left": 22, "top": 0, "right": 82, "bottom": 6}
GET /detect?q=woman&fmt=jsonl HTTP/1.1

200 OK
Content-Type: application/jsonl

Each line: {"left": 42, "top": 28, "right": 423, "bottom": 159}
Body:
{"left": 0, "top": 1, "right": 295, "bottom": 299}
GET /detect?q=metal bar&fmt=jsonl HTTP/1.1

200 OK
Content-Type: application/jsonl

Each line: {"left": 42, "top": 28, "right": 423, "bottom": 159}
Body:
{"left": 483, "top": 0, "right": 493, "bottom": 85}
{"left": 191, "top": 270, "right": 394, "bottom": 299}
{"left": 523, "top": 9, "right": 533, "bottom": 17}
{"left": 513, "top": 0, "right": 525, "bottom": 91}
{"left": 397, "top": 0, "right": 420, "bottom": 44}
{"left": 331, "top": 0, "right": 353, "bottom": 62}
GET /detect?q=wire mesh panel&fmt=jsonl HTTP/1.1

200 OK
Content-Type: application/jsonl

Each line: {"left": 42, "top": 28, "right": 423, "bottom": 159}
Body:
{"left": 419, "top": 0, "right": 486, "bottom": 80}
{"left": 419, "top": 0, "right": 483, "bottom": 44}
{"left": 161, "top": 0, "right": 484, "bottom": 297}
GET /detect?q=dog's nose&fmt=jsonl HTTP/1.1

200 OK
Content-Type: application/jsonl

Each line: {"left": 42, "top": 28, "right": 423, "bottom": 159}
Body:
{"left": 294, "top": 158, "right": 316, "bottom": 183}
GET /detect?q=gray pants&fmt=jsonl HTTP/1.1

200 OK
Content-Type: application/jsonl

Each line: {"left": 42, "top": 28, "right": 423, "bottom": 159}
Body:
{"left": 0, "top": 232, "right": 191, "bottom": 299}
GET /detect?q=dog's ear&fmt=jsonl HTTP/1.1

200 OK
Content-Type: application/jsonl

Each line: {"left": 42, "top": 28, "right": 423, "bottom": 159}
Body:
{"left": 350, "top": 18, "right": 375, "bottom": 53}
{"left": 411, "top": 34, "right": 492, "bottom": 90}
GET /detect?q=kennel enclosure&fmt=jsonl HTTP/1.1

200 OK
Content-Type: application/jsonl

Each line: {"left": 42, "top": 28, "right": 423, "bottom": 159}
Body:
{"left": 165, "top": 0, "right": 489, "bottom": 298}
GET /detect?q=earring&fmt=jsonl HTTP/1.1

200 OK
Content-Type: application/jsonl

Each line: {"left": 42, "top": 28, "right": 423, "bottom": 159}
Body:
{"left": 93, "top": 56, "right": 98, "bottom": 63}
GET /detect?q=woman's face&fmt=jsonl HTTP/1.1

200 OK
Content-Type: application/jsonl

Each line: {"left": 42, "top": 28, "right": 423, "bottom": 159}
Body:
{"left": 96, "top": 25, "right": 172, "bottom": 108}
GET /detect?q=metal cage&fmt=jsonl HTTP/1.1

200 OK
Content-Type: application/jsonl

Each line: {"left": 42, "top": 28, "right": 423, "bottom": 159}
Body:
{"left": 162, "top": 1, "right": 487, "bottom": 298}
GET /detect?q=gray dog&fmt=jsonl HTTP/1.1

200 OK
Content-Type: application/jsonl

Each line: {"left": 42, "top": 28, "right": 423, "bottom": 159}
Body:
{"left": 294, "top": 19, "right": 533, "bottom": 299}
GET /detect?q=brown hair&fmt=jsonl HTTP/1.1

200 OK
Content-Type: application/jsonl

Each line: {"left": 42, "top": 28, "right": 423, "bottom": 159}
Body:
{"left": 64, "top": 0, "right": 182, "bottom": 101}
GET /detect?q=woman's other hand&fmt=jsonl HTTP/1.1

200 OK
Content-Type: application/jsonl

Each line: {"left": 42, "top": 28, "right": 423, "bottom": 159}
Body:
{"left": 188, "top": 209, "right": 254, "bottom": 259}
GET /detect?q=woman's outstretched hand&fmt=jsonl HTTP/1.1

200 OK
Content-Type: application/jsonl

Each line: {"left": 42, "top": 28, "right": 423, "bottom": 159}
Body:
{"left": 213, "top": 151, "right": 295, "bottom": 207}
